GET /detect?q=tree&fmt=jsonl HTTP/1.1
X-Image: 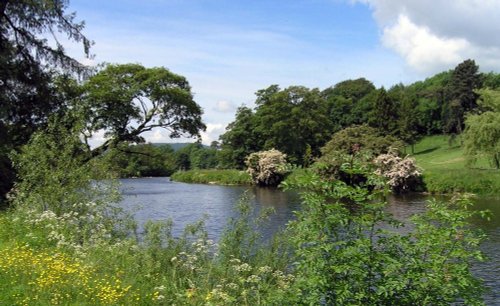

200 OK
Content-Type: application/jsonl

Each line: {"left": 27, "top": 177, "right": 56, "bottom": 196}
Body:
{"left": 398, "top": 93, "right": 421, "bottom": 153}
{"left": 322, "top": 78, "right": 376, "bottom": 102}
{"left": 443, "top": 59, "right": 483, "bottom": 134}
{"left": 254, "top": 86, "right": 333, "bottom": 165}
{"left": 219, "top": 106, "right": 262, "bottom": 169}
{"left": 323, "top": 78, "right": 376, "bottom": 132}
{"left": 103, "top": 143, "right": 177, "bottom": 177}
{"left": 0, "top": 0, "right": 91, "bottom": 203}
{"left": 369, "top": 87, "right": 399, "bottom": 134}
{"left": 80, "top": 63, "right": 206, "bottom": 157}
{"left": 463, "top": 88, "right": 500, "bottom": 169}
{"left": 320, "top": 125, "right": 403, "bottom": 158}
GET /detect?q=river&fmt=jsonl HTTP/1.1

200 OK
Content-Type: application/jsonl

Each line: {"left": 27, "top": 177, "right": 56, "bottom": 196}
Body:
{"left": 119, "top": 177, "right": 499, "bottom": 305}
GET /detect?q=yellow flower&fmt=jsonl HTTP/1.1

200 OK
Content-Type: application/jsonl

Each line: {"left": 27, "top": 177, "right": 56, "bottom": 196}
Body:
{"left": 205, "top": 292, "right": 213, "bottom": 301}
{"left": 186, "top": 288, "right": 196, "bottom": 298}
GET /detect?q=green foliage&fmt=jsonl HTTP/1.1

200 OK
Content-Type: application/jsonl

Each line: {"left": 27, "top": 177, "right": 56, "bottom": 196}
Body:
{"left": 81, "top": 63, "right": 206, "bottom": 157}
{"left": 463, "top": 88, "right": 500, "bottom": 169}
{"left": 408, "top": 71, "right": 451, "bottom": 135}
{"left": 256, "top": 86, "right": 333, "bottom": 165}
{"left": 443, "top": 59, "right": 483, "bottom": 134}
{"left": 11, "top": 117, "right": 112, "bottom": 214}
{"left": 282, "top": 156, "right": 486, "bottom": 305}
{"left": 171, "top": 169, "right": 252, "bottom": 185}
{"left": 220, "top": 86, "right": 333, "bottom": 167}
{"left": 0, "top": 0, "right": 91, "bottom": 202}
{"left": 104, "top": 143, "right": 177, "bottom": 177}
{"left": 320, "top": 125, "right": 403, "bottom": 158}
{"left": 173, "top": 143, "right": 218, "bottom": 170}
{"left": 369, "top": 87, "right": 400, "bottom": 134}
{"left": 1, "top": 112, "right": 297, "bottom": 304}
{"left": 219, "top": 106, "right": 262, "bottom": 169}
{"left": 322, "top": 78, "right": 377, "bottom": 132}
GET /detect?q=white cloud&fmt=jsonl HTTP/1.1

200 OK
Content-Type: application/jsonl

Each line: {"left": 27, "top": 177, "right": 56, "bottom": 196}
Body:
{"left": 213, "top": 100, "right": 237, "bottom": 113}
{"left": 356, "top": 0, "right": 500, "bottom": 73}
{"left": 86, "top": 129, "right": 107, "bottom": 148}
{"left": 382, "top": 15, "right": 469, "bottom": 73}
{"left": 200, "top": 123, "right": 225, "bottom": 145}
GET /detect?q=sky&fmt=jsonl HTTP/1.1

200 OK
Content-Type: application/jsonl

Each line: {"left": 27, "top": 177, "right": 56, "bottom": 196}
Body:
{"left": 66, "top": 0, "right": 500, "bottom": 145}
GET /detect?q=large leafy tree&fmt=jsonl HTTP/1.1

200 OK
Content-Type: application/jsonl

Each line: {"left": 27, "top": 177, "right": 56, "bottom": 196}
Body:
{"left": 0, "top": 0, "right": 91, "bottom": 203}
{"left": 80, "top": 63, "right": 206, "bottom": 157}
{"left": 254, "top": 85, "right": 333, "bottom": 165}
{"left": 408, "top": 71, "right": 451, "bottom": 135}
{"left": 463, "top": 88, "right": 500, "bottom": 169}
{"left": 322, "top": 78, "right": 376, "bottom": 132}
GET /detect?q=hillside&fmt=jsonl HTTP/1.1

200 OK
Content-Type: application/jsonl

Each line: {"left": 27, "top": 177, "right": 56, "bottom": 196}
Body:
{"left": 409, "top": 135, "right": 500, "bottom": 194}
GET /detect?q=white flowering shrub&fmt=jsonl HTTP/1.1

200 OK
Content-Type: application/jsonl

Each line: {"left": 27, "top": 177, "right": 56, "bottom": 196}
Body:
{"left": 245, "top": 149, "right": 289, "bottom": 186}
{"left": 373, "top": 151, "right": 422, "bottom": 192}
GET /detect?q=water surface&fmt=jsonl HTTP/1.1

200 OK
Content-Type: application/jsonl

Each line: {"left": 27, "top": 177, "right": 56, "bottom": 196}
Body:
{"left": 120, "top": 177, "right": 499, "bottom": 305}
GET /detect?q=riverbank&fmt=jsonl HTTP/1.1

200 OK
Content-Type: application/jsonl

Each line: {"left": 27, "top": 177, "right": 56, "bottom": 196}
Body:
{"left": 170, "top": 135, "right": 500, "bottom": 195}
{"left": 409, "top": 135, "right": 500, "bottom": 195}
{"left": 0, "top": 199, "right": 293, "bottom": 305}
{"left": 170, "top": 169, "right": 252, "bottom": 185}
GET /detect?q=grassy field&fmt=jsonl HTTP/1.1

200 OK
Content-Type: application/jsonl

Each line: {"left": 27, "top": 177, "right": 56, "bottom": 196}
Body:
{"left": 409, "top": 135, "right": 500, "bottom": 194}
{"left": 170, "top": 169, "right": 252, "bottom": 185}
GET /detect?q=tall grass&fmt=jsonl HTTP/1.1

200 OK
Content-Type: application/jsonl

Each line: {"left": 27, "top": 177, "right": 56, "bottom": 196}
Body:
{"left": 0, "top": 196, "right": 295, "bottom": 305}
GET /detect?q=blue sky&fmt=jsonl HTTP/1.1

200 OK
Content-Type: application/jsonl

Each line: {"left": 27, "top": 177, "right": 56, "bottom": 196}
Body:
{"left": 67, "top": 0, "right": 500, "bottom": 144}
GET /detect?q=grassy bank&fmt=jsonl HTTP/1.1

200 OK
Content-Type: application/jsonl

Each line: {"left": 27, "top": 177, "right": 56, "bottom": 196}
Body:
{"left": 409, "top": 135, "right": 500, "bottom": 194}
{"left": 171, "top": 169, "right": 252, "bottom": 185}
{"left": 0, "top": 200, "right": 293, "bottom": 305}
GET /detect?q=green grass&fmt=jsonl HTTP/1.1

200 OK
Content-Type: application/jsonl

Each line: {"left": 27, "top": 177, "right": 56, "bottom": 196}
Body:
{"left": 409, "top": 135, "right": 500, "bottom": 194}
{"left": 0, "top": 199, "right": 294, "bottom": 305}
{"left": 171, "top": 169, "right": 252, "bottom": 185}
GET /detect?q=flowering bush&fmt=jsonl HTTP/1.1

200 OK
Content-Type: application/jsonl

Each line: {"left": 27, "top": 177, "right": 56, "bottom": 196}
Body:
{"left": 374, "top": 151, "right": 422, "bottom": 192}
{"left": 245, "top": 149, "right": 289, "bottom": 186}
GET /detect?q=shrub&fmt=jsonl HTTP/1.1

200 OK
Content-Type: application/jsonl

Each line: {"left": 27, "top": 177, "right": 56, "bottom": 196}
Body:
{"left": 245, "top": 149, "right": 289, "bottom": 186}
{"left": 282, "top": 156, "right": 487, "bottom": 305}
{"left": 374, "top": 150, "right": 423, "bottom": 193}
{"left": 320, "top": 125, "right": 403, "bottom": 157}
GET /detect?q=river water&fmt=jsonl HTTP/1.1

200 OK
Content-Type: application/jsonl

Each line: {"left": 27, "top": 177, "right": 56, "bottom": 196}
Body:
{"left": 119, "top": 177, "right": 499, "bottom": 305}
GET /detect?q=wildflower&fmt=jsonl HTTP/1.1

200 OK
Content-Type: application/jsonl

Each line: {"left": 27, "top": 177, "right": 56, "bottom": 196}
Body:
{"left": 154, "top": 285, "right": 166, "bottom": 291}
{"left": 205, "top": 292, "right": 213, "bottom": 301}
{"left": 186, "top": 288, "right": 196, "bottom": 298}
{"left": 246, "top": 275, "right": 262, "bottom": 283}
{"left": 258, "top": 266, "right": 272, "bottom": 274}
{"left": 233, "top": 263, "right": 252, "bottom": 272}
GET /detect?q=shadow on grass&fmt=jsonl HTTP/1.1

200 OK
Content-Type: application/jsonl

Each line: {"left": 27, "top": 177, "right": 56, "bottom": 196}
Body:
{"left": 413, "top": 146, "right": 440, "bottom": 155}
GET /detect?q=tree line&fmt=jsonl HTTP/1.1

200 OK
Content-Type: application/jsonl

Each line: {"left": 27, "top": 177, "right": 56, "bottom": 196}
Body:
{"left": 219, "top": 59, "right": 497, "bottom": 169}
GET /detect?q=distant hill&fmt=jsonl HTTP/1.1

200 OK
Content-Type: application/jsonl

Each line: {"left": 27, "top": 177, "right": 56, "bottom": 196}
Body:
{"left": 151, "top": 142, "right": 208, "bottom": 151}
